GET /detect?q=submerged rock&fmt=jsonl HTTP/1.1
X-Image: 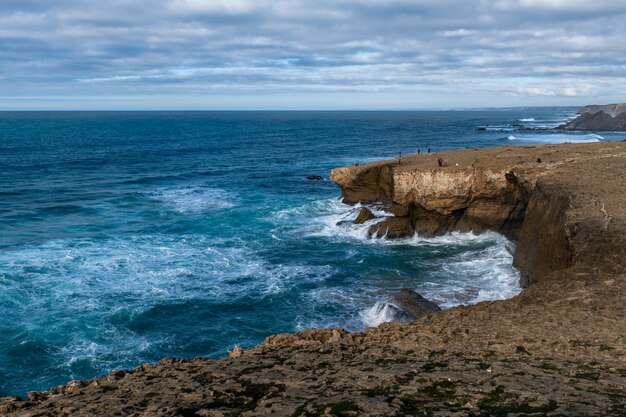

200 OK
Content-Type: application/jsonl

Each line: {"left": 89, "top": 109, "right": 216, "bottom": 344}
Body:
{"left": 354, "top": 207, "right": 375, "bottom": 224}
{"left": 306, "top": 175, "right": 324, "bottom": 181}
{"left": 389, "top": 288, "right": 441, "bottom": 320}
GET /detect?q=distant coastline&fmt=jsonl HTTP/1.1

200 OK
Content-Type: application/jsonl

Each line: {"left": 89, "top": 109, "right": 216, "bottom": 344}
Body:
{"left": 558, "top": 103, "right": 626, "bottom": 131}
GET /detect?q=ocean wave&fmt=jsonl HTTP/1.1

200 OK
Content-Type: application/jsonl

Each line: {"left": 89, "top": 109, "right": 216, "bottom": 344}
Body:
{"left": 0, "top": 233, "right": 339, "bottom": 390}
{"left": 360, "top": 302, "right": 409, "bottom": 327}
{"left": 355, "top": 234, "right": 520, "bottom": 328}
{"left": 505, "top": 133, "right": 602, "bottom": 144}
{"left": 518, "top": 118, "right": 536, "bottom": 122}
{"left": 482, "top": 126, "right": 516, "bottom": 132}
{"left": 274, "top": 198, "right": 522, "bottom": 329}
{"left": 147, "top": 186, "right": 237, "bottom": 214}
{"left": 507, "top": 135, "right": 516, "bottom": 140}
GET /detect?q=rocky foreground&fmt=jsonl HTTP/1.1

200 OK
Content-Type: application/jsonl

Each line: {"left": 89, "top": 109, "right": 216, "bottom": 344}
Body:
{"left": 3, "top": 142, "right": 626, "bottom": 417}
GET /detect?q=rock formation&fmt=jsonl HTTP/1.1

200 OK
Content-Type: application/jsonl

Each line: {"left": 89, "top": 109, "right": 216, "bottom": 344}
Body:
{"left": 2, "top": 142, "right": 625, "bottom": 416}
{"left": 332, "top": 142, "right": 625, "bottom": 288}
{"left": 559, "top": 103, "right": 626, "bottom": 131}
{"left": 353, "top": 207, "right": 375, "bottom": 224}
{"left": 388, "top": 288, "right": 440, "bottom": 320}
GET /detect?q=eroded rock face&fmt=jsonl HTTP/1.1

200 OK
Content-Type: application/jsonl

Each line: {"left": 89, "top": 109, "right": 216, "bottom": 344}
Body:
{"left": 331, "top": 142, "right": 626, "bottom": 288}
{"left": 331, "top": 153, "right": 529, "bottom": 240}
{"left": 354, "top": 207, "right": 375, "bottom": 224}
{"left": 367, "top": 216, "right": 413, "bottom": 238}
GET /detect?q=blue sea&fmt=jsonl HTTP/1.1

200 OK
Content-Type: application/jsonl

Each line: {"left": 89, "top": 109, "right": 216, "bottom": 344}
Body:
{"left": 1, "top": 109, "right": 624, "bottom": 397}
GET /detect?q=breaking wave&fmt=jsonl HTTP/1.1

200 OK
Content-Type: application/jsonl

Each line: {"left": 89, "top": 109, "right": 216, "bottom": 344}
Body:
{"left": 147, "top": 186, "right": 237, "bottom": 214}
{"left": 273, "top": 198, "right": 522, "bottom": 330}
{"left": 506, "top": 133, "right": 602, "bottom": 144}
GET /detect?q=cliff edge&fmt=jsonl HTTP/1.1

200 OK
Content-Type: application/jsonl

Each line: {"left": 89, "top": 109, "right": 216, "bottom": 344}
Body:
{"left": 559, "top": 103, "right": 626, "bottom": 131}
{"left": 2, "top": 142, "right": 625, "bottom": 417}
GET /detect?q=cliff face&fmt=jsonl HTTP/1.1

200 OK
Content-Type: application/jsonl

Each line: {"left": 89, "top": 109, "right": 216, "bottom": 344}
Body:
{"left": 3, "top": 143, "right": 625, "bottom": 417}
{"left": 580, "top": 103, "right": 626, "bottom": 117}
{"left": 332, "top": 159, "right": 528, "bottom": 240}
{"left": 559, "top": 103, "right": 626, "bottom": 131}
{"left": 331, "top": 143, "right": 626, "bottom": 287}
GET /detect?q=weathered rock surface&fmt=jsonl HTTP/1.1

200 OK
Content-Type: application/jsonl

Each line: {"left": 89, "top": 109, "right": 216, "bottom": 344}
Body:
{"left": 353, "top": 207, "right": 375, "bottom": 224}
{"left": 559, "top": 103, "right": 626, "bottom": 131}
{"left": 367, "top": 216, "right": 413, "bottom": 238}
{"left": 579, "top": 103, "right": 626, "bottom": 118}
{"left": 389, "top": 288, "right": 441, "bottom": 320}
{"left": 3, "top": 142, "right": 625, "bottom": 417}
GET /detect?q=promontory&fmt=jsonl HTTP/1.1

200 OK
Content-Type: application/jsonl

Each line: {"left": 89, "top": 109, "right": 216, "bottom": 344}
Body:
{"left": 2, "top": 142, "right": 625, "bottom": 417}
{"left": 559, "top": 103, "right": 626, "bottom": 131}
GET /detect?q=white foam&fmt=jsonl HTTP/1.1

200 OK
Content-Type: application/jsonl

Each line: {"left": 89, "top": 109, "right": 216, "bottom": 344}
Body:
{"left": 505, "top": 133, "right": 601, "bottom": 144}
{"left": 354, "top": 234, "right": 520, "bottom": 328}
{"left": 360, "top": 302, "right": 408, "bottom": 327}
{"left": 484, "top": 126, "right": 515, "bottom": 132}
{"left": 518, "top": 118, "right": 535, "bottom": 122}
{"left": 148, "top": 186, "right": 236, "bottom": 214}
{"left": 272, "top": 199, "right": 391, "bottom": 242}
{"left": 507, "top": 135, "right": 517, "bottom": 140}
{"left": 273, "top": 198, "right": 522, "bottom": 329}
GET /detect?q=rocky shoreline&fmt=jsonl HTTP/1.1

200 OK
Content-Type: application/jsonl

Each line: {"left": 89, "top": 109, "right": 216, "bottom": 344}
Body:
{"left": 2, "top": 142, "right": 625, "bottom": 416}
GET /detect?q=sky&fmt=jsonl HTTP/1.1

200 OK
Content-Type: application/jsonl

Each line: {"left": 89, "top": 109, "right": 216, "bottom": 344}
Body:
{"left": 1, "top": 0, "right": 625, "bottom": 110}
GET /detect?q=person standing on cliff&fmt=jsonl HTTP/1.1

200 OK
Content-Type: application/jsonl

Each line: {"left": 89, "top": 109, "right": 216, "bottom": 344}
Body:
{"left": 428, "top": 148, "right": 431, "bottom": 154}
{"left": 437, "top": 157, "right": 443, "bottom": 167}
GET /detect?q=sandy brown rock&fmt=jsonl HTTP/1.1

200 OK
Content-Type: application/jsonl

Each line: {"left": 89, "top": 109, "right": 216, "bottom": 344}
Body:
{"left": 4, "top": 142, "right": 626, "bottom": 417}
{"left": 353, "top": 207, "right": 375, "bottom": 224}
{"left": 367, "top": 216, "right": 414, "bottom": 238}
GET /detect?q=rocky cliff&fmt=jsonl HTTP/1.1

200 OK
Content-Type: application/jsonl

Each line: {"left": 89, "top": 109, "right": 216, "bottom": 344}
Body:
{"left": 559, "top": 103, "right": 626, "bottom": 131}
{"left": 331, "top": 143, "right": 625, "bottom": 287}
{"left": 2, "top": 142, "right": 625, "bottom": 417}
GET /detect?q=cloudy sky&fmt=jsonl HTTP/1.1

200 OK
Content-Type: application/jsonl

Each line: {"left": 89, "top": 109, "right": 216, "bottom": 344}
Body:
{"left": 1, "top": 0, "right": 625, "bottom": 109}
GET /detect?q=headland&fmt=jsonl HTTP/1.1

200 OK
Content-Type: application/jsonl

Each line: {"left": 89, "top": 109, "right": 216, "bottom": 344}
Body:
{"left": 2, "top": 142, "right": 625, "bottom": 416}
{"left": 559, "top": 103, "right": 626, "bottom": 131}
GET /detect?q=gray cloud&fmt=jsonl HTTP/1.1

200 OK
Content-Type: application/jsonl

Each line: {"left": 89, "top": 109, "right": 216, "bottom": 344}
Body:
{"left": 0, "top": 0, "right": 625, "bottom": 109}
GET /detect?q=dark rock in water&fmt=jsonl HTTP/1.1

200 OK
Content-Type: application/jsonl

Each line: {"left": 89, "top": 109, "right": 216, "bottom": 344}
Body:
{"left": 367, "top": 217, "right": 414, "bottom": 238}
{"left": 475, "top": 126, "right": 487, "bottom": 131}
{"left": 389, "top": 288, "right": 441, "bottom": 320}
{"left": 354, "top": 207, "right": 375, "bottom": 224}
{"left": 307, "top": 175, "right": 324, "bottom": 181}
{"left": 335, "top": 220, "right": 353, "bottom": 227}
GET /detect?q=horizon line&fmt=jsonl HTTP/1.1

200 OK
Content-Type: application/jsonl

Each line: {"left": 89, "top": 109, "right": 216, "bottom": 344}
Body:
{"left": 0, "top": 106, "right": 583, "bottom": 112}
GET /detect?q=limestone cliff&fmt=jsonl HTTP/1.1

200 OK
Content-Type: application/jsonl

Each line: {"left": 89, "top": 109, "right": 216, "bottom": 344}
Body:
{"left": 331, "top": 143, "right": 626, "bottom": 287}
{"left": 3, "top": 143, "right": 625, "bottom": 417}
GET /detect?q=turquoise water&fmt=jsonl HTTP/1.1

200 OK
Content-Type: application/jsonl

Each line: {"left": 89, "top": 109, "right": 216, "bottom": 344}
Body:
{"left": 1, "top": 110, "right": 623, "bottom": 397}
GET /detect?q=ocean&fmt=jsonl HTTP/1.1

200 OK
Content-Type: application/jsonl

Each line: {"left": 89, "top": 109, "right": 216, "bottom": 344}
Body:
{"left": 1, "top": 109, "right": 624, "bottom": 397}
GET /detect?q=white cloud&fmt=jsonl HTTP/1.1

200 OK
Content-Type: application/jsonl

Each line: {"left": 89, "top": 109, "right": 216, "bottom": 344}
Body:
{"left": 168, "top": 0, "right": 259, "bottom": 14}
{"left": 0, "top": 0, "right": 624, "bottom": 108}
